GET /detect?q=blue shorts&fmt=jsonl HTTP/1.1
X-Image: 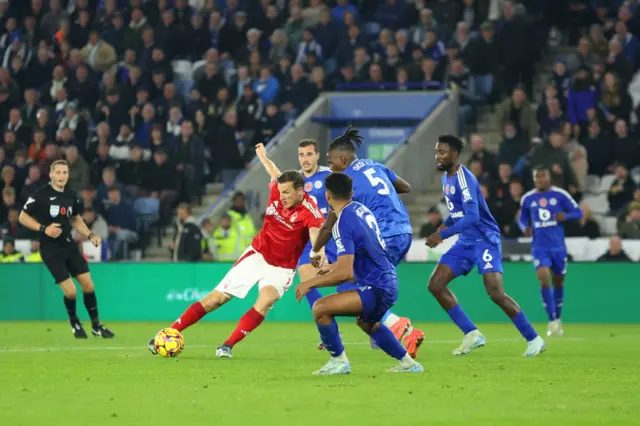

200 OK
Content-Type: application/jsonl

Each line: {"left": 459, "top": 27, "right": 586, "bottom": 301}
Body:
{"left": 439, "top": 240, "right": 503, "bottom": 278}
{"left": 532, "top": 248, "right": 567, "bottom": 276}
{"left": 336, "top": 233, "right": 411, "bottom": 293}
{"left": 384, "top": 233, "right": 412, "bottom": 266}
{"left": 357, "top": 276, "right": 398, "bottom": 324}
{"left": 298, "top": 238, "right": 338, "bottom": 267}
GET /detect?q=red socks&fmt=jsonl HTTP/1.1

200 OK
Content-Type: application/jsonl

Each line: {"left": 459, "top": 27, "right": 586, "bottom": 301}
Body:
{"left": 171, "top": 302, "right": 206, "bottom": 332}
{"left": 224, "top": 307, "right": 265, "bottom": 347}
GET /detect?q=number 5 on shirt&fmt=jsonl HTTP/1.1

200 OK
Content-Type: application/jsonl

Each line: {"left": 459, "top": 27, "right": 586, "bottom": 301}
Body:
{"left": 364, "top": 169, "right": 390, "bottom": 195}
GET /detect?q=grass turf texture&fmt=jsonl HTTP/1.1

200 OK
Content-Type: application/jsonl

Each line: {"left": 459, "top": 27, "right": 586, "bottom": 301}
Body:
{"left": 0, "top": 322, "right": 638, "bottom": 426}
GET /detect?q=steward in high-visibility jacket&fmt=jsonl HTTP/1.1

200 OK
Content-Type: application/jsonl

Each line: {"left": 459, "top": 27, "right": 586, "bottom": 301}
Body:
{"left": 213, "top": 214, "right": 243, "bottom": 261}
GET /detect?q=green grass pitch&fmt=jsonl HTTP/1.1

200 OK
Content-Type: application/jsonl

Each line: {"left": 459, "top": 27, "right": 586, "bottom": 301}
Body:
{"left": 1, "top": 322, "right": 639, "bottom": 426}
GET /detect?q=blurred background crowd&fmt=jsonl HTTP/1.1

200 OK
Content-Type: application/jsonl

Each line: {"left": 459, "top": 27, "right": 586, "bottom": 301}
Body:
{"left": 0, "top": 0, "right": 638, "bottom": 263}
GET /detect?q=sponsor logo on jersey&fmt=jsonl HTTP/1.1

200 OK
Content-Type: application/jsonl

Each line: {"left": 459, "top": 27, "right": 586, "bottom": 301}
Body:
{"left": 265, "top": 202, "right": 294, "bottom": 229}
{"left": 304, "top": 182, "right": 312, "bottom": 192}
{"left": 50, "top": 205, "right": 60, "bottom": 217}
{"left": 290, "top": 212, "right": 298, "bottom": 223}
{"left": 533, "top": 220, "right": 558, "bottom": 228}
{"left": 314, "top": 180, "right": 322, "bottom": 189}
{"left": 450, "top": 211, "right": 465, "bottom": 218}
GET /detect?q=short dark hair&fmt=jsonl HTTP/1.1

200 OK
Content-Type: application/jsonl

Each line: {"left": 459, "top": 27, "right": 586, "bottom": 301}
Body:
{"left": 325, "top": 173, "right": 353, "bottom": 201}
{"left": 298, "top": 139, "right": 318, "bottom": 152}
{"left": 533, "top": 165, "right": 550, "bottom": 174}
{"left": 328, "top": 126, "right": 363, "bottom": 153}
{"left": 437, "top": 134, "right": 464, "bottom": 154}
{"left": 232, "top": 191, "right": 245, "bottom": 200}
{"left": 107, "top": 186, "right": 120, "bottom": 193}
{"left": 276, "top": 170, "right": 304, "bottom": 189}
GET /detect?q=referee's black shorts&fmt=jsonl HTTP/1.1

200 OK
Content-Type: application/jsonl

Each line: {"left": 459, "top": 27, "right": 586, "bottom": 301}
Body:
{"left": 40, "top": 242, "right": 90, "bottom": 284}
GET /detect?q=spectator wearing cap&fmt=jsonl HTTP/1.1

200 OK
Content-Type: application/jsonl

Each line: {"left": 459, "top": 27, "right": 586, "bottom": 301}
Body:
{"left": 81, "top": 29, "right": 117, "bottom": 73}
{"left": 419, "top": 207, "right": 443, "bottom": 239}
{"left": 65, "top": 144, "right": 90, "bottom": 193}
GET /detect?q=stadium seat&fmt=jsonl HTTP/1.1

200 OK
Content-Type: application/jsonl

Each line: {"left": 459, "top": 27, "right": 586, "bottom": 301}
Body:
{"left": 599, "top": 216, "right": 618, "bottom": 236}
{"left": 583, "top": 194, "right": 609, "bottom": 215}
{"left": 598, "top": 174, "right": 616, "bottom": 194}
{"left": 585, "top": 175, "right": 601, "bottom": 195}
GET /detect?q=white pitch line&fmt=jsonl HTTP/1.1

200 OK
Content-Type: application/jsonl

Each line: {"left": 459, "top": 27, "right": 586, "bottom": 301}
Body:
{"left": 0, "top": 337, "right": 590, "bottom": 354}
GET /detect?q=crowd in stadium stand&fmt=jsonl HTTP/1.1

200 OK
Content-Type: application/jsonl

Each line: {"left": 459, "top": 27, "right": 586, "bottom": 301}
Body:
{"left": 0, "top": 0, "right": 638, "bottom": 263}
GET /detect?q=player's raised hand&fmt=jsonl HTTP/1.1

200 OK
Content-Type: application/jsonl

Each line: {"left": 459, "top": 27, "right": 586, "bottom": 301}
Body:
{"left": 45, "top": 223, "right": 62, "bottom": 238}
{"left": 255, "top": 143, "right": 266, "bottom": 159}
{"left": 424, "top": 232, "right": 443, "bottom": 248}
{"left": 295, "top": 282, "right": 312, "bottom": 302}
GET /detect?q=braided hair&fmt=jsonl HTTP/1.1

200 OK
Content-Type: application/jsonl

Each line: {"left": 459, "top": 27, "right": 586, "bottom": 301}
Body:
{"left": 328, "top": 126, "right": 364, "bottom": 153}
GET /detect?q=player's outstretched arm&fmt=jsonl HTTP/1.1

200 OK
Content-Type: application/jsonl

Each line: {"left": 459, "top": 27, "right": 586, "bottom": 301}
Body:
{"left": 296, "top": 255, "right": 354, "bottom": 302}
{"left": 393, "top": 175, "right": 411, "bottom": 194}
{"left": 308, "top": 226, "right": 326, "bottom": 263}
{"left": 255, "top": 143, "right": 281, "bottom": 180}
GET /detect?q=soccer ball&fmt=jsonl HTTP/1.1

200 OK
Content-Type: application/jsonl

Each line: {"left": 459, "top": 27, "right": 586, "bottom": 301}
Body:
{"left": 154, "top": 328, "right": 185, "bottom": 357}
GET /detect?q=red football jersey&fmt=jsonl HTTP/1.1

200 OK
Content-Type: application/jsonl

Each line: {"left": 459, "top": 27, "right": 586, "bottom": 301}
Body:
{"left": 251, "top": 181, "right": 325, "bottom": 269}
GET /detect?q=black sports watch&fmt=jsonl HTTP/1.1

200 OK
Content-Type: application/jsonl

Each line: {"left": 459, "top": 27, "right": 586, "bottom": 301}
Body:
{"left": 39, "top": 225, "right": 46, "bottom": 234}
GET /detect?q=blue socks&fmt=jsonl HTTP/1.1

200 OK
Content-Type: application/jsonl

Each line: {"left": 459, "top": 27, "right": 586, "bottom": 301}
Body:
{"left": 371, "top": 325, "right": 407, "bottom": 360}
{"left": 305, "top": 288, "right": 323, "bottom": 309}
{"left": 447, "top": 304, "right": 477, "bottom": 334}
{"left": 540, "top": 287, "right": 556, "bottom": 321}
{"left": 554, "top": 287, "right": 564, "bottom": 319}
{"left": 512, "top": 311, "right": 538, "bottom": 342}
{"left": 317, "top": 321, "right": 344, "bottom": 357}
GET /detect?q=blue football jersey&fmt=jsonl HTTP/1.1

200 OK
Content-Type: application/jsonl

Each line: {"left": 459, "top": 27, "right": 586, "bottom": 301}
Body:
{"left": 302, "top": 166, "right": 332, "bottom": 216}
{"left": 518, "top": 186, "right": 582, "bottom": 250}
{"left": 344, "top": 159, "right": 412, "bottom": 238}
{"left": 440, "top": 166, "right": 501, "bottom": 244}
{"left": 334, "top": 201, "right": 397, "bottom": 290}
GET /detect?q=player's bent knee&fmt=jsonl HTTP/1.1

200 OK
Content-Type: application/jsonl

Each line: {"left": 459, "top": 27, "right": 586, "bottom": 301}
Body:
{"left": 254, "top": 286, "right": 281, "bottom": 315}
{"left": 427, "top": 278, "right": 445, "bottom": 295}
{"left": 311, "top": 298, "right": 331, "bottom": 322}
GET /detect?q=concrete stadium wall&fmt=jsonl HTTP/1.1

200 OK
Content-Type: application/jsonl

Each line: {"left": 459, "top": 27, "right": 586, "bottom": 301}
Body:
{"left": 0, "top": 263, "right": 637, "bottom": 323}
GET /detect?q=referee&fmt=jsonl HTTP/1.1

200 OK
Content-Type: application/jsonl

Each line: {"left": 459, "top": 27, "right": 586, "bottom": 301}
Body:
{"left": 19, "top": 160, "right": 114, "bottom": 339}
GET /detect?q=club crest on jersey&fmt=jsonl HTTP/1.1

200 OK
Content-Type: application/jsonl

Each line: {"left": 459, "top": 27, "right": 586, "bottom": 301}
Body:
{"left": 49, "top": 205, "right": 60, "bottom": 217}
{"left": 304, "top": 182, "right": 312, "bottom": 192}
{"left": 540, "top": 198, "right": 548, "bottom": 207}
{"left": 450, "top": 186, "right": 456, "bottom": 195}
{"left": 550, "top": 198, "right": 557, "bottom": 206}
{"left": 314, "top": 180, "right": 323, "bottom": 189}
